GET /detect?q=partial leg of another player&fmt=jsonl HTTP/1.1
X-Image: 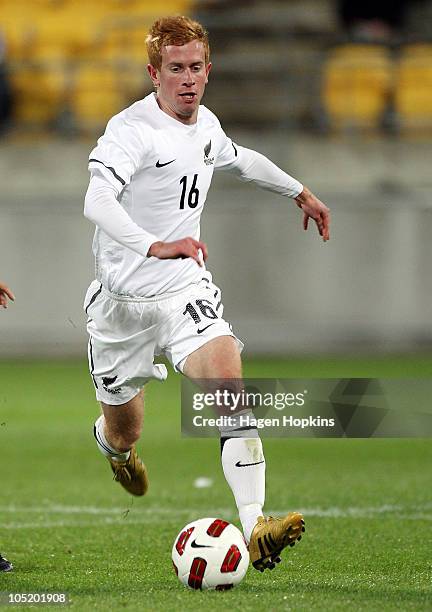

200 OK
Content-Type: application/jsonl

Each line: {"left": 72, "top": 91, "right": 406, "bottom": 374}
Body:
{"left": 182, "top": 336, "right": 305, "bottom": 572}
{"left": 0, "top": 553, "right": 13, "bottom": 572}
{"left": 93, "top": 391, "right": 149, "bottom": 496}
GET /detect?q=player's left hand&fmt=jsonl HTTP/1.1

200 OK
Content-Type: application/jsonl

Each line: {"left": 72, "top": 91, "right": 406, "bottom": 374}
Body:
{"left": 295, "top": 187, "right": 330, "bottom": 242}
{"left": 0, "top": 282, "right": 15, "bottom": 309}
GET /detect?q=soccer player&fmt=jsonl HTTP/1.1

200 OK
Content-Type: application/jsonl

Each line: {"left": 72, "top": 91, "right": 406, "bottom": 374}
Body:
{"left": 0, "top": 280, "right": 14, "bottom": 572}
{"left": 84, "top": 16, "right": 330, "bottom": 572}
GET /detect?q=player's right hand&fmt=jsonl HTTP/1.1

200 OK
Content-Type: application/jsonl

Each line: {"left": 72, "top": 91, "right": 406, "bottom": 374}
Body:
{"left": 147, "top": 238, "right": 208, "bottom": 267}
{"left": 0, "top": 282, "right": 15, "bottom": 309}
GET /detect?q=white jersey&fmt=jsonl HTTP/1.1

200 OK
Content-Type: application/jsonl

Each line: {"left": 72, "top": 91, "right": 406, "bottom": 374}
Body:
{"left": 86, "top": 92, "right": 302, "bottom": 298}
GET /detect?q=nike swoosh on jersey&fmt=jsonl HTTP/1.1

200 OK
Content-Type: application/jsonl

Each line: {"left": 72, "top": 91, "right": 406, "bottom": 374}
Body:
{"left": 155, "top": 159, "right": 176, "bottom": 168}
{"left": 235, "top": 460, "right": 265, "bottom": 468}
{"left": 197, "top": 323, "right": 216, "bottom": 334}
{"left": 190, "top": 540, "right": 213, "bottom": 549}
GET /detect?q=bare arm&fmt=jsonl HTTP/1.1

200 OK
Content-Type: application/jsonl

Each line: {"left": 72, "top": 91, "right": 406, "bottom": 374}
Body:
{"left": 0, "top": 282, "right": 15, "bottom": 309}
{"left": 295, "top": 187, "right": 330, "bottom": 242}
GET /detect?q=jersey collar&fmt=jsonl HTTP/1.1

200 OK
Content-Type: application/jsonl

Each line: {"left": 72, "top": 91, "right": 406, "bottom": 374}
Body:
{"left": 149, "top": 93, "right": 200, "bottom": 132}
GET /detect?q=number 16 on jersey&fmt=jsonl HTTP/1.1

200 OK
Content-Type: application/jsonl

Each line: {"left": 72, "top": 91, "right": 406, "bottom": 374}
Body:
{"left": 179, "top": 174, "right": 200, "bottom": 209}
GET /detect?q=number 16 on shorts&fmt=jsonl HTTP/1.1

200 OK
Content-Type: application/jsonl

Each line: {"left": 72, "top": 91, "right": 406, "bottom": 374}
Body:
{"left": 183, "top": 298, "right": 220, "bottom": 334}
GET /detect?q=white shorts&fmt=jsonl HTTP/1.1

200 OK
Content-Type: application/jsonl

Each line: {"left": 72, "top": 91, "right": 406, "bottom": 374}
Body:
{"left": 83, "top": 274, "right": 243, "bottom": 405}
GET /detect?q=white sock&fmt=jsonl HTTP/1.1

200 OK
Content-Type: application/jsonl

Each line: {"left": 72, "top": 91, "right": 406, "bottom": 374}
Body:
{"left": 221, "top": 437, "right": 266, "bottom": 542}
{"left": 93, "top": 415, "right": 130, "bottom": 462}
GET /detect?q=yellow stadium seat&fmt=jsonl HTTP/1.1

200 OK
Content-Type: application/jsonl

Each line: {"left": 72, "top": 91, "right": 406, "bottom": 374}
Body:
{"left": 120, "top": 62, "right": 152, "bottom": 101}
{"left": 399, "top": 43, "right": 432, "bottom": 57}
{"left": 0, "top": 0, "right": 102, "bottom": 61}
{"left": 9, "top": 63, "right": 67, "bottom": 124}
{"left": 104, "top": 0, "right": 192, "bottom": 15}
{"left": 0, "top": 1, "right": 195, "bottom": 131}
{"left": 127, "top": 25, "right": 151, "bottom": 63}
{"left": 97, "top": 21, "right": 149, "bottom": 65}
{"left": 0, "top": 1, "right": 37, "bottom": 61}
{"left": 31, "top": 2, "right": 100, "bottom": 61}
{"left": 97, "top": 25, "right": 133, "bottom": 62}
{"left": 322, "top": 44, "right": 393, "bottom": 130}
{"left": 395, "top": 46, "right": 432, "bottom": 129}
{"left": 71, "top": 63, "right": 126, "bottom": 130}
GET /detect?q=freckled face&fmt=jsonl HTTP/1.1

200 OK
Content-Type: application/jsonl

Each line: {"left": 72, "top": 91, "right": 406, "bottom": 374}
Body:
{"left": 147, "top": 40, "right": 211, "bottom": 124}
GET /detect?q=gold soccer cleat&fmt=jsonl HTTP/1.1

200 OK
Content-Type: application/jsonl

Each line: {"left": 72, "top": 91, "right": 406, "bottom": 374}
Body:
{"left": 249, "top": 512, "right": 305, "bottom": 572}
{"left": 108, "top": 445, "right": 149, "bottom": 496}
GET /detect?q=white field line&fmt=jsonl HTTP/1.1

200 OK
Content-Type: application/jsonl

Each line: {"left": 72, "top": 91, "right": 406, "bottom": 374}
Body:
{"left": 1, "top": 504, "right": 432, "bottom": 529}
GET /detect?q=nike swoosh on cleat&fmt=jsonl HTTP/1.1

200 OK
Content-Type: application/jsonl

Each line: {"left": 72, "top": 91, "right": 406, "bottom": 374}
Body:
{"left": 197, "top": 323, "right": 216, "bottom": 334}
{"left": 190, "top": 540, "right": 213, "bottom": 549}
{"left": 156, "top": 159, "right": 176, "bottom": 167}
{"left": 235, "top": 460, "right": 265, "bottom": 467}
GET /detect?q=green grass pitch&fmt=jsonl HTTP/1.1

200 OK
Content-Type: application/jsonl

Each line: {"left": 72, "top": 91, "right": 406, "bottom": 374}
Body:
{"left": 0, "top": 356, "right": 431, "bottom": 610}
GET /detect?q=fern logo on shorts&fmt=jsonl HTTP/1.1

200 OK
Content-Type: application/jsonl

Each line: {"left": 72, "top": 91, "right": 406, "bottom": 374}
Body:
{"left": 102, "top": 375, "right": 121, "bottom": 395}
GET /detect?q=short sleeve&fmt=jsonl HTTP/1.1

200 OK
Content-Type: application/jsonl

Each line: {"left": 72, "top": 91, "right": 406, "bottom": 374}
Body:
{"left": 88, "top": 113, "right": 148, "bottom": 190}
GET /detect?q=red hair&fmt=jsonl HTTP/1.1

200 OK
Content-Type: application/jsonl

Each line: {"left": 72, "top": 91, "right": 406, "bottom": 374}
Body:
{"left": 146, "top": 16, "right": 210, "bottom": 69}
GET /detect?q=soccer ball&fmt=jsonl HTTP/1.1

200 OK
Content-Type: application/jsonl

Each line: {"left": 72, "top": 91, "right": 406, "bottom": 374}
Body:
{"left": 172, "top": 517, "right": 249, "bottom": 590}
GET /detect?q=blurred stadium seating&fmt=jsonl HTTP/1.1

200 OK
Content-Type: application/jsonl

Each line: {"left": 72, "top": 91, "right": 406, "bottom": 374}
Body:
{"left": 9, "top": 63, "right": 67, "bottom": 124}
{"left": 199, "top": 0, "right": 432, "bottom": 134}
{"left": 71, "top": 63, "right": 125, "bottom": 131}
{"left": 1, "top": 0, "right": 432, "bottom": 133}
{"left": 322, "top": 44, "right": 393, "bottom": 130}
{"left": 0, "top": 0, "right": 192, "bottom": 130}
{"left": 394, "top": 43, "right": 432, "bottom": 131}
